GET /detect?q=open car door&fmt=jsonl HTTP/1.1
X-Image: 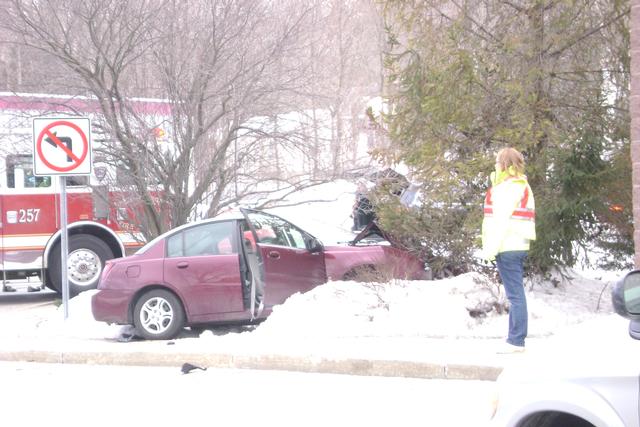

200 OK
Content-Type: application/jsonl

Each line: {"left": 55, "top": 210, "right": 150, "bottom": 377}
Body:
{"left": 239, "top": 219, "right": 267, "bottom": 320}
{"left": 241, "top": 209, "right": 327, "bottom": 313}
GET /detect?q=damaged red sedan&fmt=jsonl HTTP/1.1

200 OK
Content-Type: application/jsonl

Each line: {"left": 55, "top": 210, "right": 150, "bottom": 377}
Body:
{"left": 92, "top": 208, "right": 428, "bottom": 340}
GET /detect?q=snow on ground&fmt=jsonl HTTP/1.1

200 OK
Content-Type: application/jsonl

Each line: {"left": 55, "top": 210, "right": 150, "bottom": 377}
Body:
{"left": 3, "top": 180, "right": 627, "bottom": 350}
{"left": 25, "top": 266, "right": 617, "bottom": 346}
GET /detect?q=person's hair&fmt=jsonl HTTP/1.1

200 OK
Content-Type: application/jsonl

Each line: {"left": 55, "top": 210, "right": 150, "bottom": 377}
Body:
{"left": 496, "top": 147, "right": 525, "bottom": 175}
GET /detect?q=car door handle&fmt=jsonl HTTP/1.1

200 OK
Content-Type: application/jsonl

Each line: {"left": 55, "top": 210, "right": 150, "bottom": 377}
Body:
{"left": 177, "top": 261, "right": 189, "bottom": 269}
{"left": 268, "top": 251, "right": 280, "bottom": 259}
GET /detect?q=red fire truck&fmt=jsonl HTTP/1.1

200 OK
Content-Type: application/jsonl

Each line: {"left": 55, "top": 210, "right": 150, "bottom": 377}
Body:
{"left": 0, "top": 92, "right": 169, "bottom": 294}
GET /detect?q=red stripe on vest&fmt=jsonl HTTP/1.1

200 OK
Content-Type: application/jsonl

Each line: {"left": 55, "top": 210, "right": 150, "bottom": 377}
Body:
{"left": 520, "top": 187, "right": 528, "bottom": 209}
{"left": 484, "top": 184, "right": 533, "bottom": 220}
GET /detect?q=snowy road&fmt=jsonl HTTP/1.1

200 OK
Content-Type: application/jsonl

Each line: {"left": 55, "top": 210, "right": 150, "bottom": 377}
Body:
{"left": 0, "top": 289, "right": 57, "bottom": 324}
{"left": 1, "top": 361, "right": 495, "bottom": 426}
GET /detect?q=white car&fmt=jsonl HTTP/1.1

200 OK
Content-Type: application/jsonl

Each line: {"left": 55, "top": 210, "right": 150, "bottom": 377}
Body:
{"left": 488, "top": 271, "right": 640, "bottom": 427}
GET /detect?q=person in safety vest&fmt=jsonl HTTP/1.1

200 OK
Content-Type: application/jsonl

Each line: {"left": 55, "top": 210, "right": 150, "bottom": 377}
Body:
{"left": 482, "top": 147, "right": 536, "bottom": 353}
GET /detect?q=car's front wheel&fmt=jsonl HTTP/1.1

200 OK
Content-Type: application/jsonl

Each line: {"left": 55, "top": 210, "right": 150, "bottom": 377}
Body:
{"left": 133, "top": 290, "right": 185, "bottom": 340}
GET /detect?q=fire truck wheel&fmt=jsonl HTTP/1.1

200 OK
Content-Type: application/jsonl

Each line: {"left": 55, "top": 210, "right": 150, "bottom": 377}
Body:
{"left": 133, "top": 290, "right": 185, "bottom": 340}
{"left": 48, "top": 234, "right": 114, "bottom": 296}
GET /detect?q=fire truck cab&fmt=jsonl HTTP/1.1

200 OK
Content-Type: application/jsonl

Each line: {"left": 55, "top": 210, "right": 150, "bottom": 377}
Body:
{"left": 0, "top": 152, "right": 145, "bottom": 295}
{"left": 0, "top": 93, "right": 160, "bottom": 294}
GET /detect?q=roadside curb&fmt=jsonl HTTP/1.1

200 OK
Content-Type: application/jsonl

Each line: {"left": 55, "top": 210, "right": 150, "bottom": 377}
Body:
{"left": 0, "top": 349, "right": 503, "bottom": 381}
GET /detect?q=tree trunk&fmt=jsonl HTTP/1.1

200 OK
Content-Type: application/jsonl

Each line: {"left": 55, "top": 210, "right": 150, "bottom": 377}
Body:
{"left": 527, "top": 1, "right": 550, "bottom": 193}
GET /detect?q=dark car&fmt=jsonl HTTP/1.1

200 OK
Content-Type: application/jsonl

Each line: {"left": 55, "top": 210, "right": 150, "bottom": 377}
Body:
{"left": 91, "top": 208, "right": 428, "bottom": 340}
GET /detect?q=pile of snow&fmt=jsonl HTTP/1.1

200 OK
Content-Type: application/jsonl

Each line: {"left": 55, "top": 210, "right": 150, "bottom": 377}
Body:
{"left": 252, "top": 269, "right": 615, "bottom": 341}
{"left": 30, "top": 266, "right": 617, "bottom": 346}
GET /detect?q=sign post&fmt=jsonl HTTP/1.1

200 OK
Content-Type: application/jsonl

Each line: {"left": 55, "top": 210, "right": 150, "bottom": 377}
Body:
{"left": 60, "top": 177, "right": 69, "bottom": 319}
{"left": 32, "top": 118, "right": 92, "bottom": 319}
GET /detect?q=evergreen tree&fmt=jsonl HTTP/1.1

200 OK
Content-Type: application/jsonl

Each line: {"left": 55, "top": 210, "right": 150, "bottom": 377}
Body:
{"left": 377, "top": 0, "right": 631, "bottom": 275}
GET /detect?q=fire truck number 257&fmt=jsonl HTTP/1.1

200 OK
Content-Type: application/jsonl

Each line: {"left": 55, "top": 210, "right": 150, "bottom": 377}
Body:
{"left": 6, "top": 208, "right": 41, "bottom": 224}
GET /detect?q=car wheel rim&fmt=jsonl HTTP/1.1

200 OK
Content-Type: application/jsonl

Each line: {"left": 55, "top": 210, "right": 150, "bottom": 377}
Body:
{"left": 140, "top": 297, "right": 174, "bottom": 335}
{"left": 67, "top": 248, "right": 102, "bottom": 287}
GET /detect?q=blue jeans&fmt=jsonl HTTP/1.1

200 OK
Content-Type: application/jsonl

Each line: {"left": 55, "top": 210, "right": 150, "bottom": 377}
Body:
{"left": 496, "top": 251, "right": 528, "bottom": 347}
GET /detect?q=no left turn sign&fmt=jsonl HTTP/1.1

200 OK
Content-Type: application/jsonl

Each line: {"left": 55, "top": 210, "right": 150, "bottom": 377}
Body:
{"left": 33, "top": 117, "right": 92, "bottom": 176}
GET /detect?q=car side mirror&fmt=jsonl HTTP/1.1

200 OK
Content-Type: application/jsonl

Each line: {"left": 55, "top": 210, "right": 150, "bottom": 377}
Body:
{"left": 611, "top": 270, "right": 640, "bottom": 340}
{"left": 307, "top": 237, "right": 323, "bottom": 253}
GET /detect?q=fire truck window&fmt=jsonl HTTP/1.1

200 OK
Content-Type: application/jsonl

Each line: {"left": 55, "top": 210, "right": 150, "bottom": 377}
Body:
{"left": 117, "top": 208, "right": 129, "bottom": 221}
{"left": 6, "top": 155, "right": 51, "bottom": 189}
{"left": 116, "top": 165, "right": 160, "bottom": 187}
{"left": 24, "top": 169, "right": 51, "bottom": 188}
{"left": 115, "top": 167, "right": 134, "bottom": 186}
{"left": 65, "top": 176, "right": 88, "bottom": 186}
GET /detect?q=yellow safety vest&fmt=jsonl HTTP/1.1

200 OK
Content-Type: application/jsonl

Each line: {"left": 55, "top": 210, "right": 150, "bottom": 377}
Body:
{"left": 481, "top": 176, "right": 536, "bottom": 259}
